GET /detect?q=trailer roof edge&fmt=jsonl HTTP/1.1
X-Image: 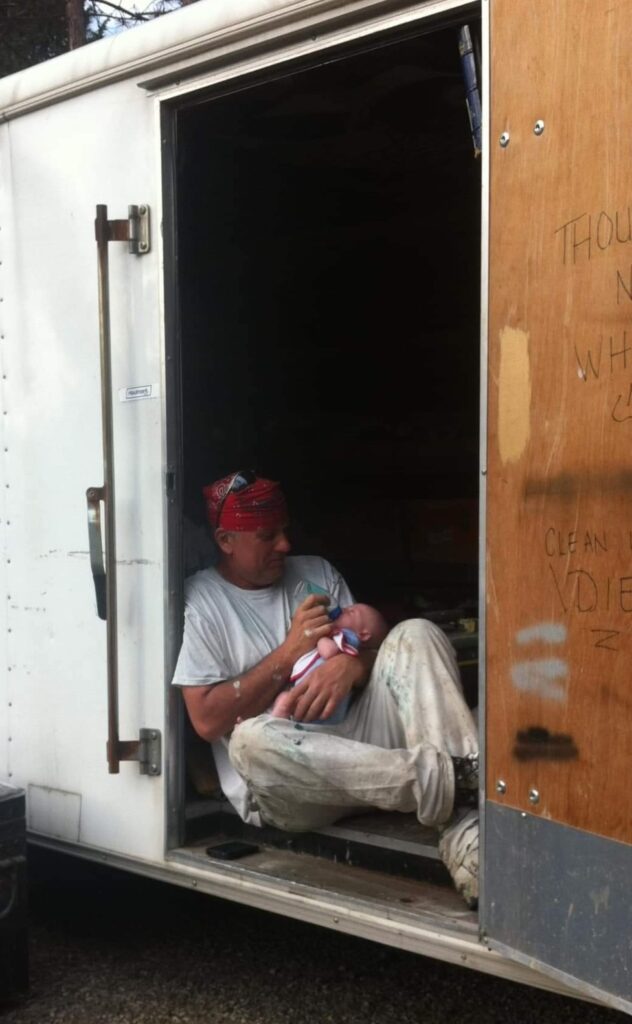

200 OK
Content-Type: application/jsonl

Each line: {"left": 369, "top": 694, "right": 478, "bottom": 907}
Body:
{"left": 0, "top": 0, "right": 475, "bottom": 121}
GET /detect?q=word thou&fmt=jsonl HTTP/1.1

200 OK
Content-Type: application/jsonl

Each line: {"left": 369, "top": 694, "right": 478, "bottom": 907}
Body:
{"left": 555, "top": 206, "right": 632, "bottom": 266}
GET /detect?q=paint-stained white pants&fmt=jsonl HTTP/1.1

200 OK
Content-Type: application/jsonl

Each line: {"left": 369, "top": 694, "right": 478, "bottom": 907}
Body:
{"left": 229, "top": 619, "right": 478, "bottom": 832}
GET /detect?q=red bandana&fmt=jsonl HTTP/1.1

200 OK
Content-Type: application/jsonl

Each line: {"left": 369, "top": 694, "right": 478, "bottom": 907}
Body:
{"left": 203, "top": 474, "right": 288, "bottom": 531}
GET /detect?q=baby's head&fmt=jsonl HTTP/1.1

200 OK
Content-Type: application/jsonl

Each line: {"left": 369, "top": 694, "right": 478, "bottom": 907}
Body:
{"left": 336, "top": 603, "right": 389, "bottom": 648}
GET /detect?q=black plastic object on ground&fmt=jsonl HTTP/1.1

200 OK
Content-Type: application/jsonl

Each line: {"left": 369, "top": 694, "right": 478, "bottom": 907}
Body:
{"left": 0, "top": 783, "right": 28, "bottom": 1001}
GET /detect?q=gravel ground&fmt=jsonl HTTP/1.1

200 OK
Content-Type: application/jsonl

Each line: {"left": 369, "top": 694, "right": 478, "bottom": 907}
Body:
{"left": 1, "top": 849, "right": 624, "bottom": 1024}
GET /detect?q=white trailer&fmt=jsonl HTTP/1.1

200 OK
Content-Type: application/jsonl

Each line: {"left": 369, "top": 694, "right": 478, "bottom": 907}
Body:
{"left": 1, "top": 0, "right": 631, "bottom": 1011}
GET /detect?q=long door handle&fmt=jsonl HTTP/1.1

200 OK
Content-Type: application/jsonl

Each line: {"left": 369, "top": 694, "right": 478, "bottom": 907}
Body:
{"left": 91, "top": 204, "right": 150, "bottom": 774}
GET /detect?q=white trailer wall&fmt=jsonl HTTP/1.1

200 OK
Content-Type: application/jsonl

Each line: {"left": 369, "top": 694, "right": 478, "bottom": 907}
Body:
{"left": 0, "top": 79, "right": 166, "bottom": 860}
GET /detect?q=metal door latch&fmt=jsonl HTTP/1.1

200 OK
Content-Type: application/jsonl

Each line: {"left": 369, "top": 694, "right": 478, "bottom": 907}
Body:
{"left": 108, "top": 729, "right": 162, "bottom": 776}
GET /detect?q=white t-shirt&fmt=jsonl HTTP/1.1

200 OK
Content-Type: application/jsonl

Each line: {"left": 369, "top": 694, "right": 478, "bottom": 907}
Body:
{"left": 172, "top": 555, "right": 354, "bottom": 823}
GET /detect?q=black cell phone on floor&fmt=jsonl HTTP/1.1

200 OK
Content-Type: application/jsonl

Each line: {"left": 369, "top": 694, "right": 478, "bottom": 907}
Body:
{"left": 205, "top": 840, "right": 260, "bottom": 860}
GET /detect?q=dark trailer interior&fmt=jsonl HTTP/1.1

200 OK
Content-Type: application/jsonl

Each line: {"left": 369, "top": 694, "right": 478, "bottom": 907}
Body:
{"left": 169, "top": 18, "right": 482, "bottom": 911}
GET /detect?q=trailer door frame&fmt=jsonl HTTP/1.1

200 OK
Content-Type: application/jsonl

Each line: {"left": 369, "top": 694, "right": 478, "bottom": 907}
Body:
{"left": 159, "top": 0, "right": 481, "bottom": 852}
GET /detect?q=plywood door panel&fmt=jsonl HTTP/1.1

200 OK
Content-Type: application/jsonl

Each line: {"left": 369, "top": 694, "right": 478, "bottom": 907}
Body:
{"left": 487, "top": 0, "right": 632, "bottom": 841}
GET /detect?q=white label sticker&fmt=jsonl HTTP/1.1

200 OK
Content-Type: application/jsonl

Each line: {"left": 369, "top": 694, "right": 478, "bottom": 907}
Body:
{"left": 119, "top": 384, "right": 158, "bottom": 403}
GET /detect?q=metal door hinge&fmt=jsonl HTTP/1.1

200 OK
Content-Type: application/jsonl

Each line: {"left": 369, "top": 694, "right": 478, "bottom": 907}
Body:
{"left": 107, "top": 729, "right": 162, "bottom": 776}
{"left": 95, "top": 204, "right": 150, "bottom": 255}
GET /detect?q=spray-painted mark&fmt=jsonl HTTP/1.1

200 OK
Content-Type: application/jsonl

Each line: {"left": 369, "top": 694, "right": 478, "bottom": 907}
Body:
{"left": 590, "top": 886, "right": 610, "bottom": 915}
{"left": 511, "top": 659, "right": 567, "bottom": 700}
{"left": 525, "top": 468, "right": 632, "bottom": 499}
{"left": 516, "top": 623, "right": 567, "bottom": 645}
{"left": 513, "top": 726, "right": 579, "bottom": 761}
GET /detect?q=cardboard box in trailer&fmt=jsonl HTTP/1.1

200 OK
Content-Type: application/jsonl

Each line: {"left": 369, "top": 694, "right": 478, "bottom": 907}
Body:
{"left": 1, "top": 0, "right": 631, "bottom": 1012}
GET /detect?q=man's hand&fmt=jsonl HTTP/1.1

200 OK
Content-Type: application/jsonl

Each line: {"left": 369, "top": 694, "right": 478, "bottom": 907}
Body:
{"left": 282, "top": 652, "right": 367, "bottom": 723}
{"left": 281, "top": 595, "right": 333, "bottom": 664}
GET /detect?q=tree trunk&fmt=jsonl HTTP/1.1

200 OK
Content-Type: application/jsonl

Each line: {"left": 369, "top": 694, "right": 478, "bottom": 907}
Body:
{"left": 66, "top": 0, "right": 86, "bottom": 49}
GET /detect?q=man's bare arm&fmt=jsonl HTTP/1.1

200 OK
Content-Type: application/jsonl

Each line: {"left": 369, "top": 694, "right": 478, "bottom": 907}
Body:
{"left": 282, "top": 647, "right": 377, "bottom": 724}
{"left": 182, "top": 595, "right": 332, "bottom": 742}
{"left": 183, "top": 648, "right": 294, "bottom": 742}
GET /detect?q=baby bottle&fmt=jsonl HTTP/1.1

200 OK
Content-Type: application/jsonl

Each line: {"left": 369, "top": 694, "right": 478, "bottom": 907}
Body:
{"left": 293, "top": 579, "right": 342, "bottom": 620}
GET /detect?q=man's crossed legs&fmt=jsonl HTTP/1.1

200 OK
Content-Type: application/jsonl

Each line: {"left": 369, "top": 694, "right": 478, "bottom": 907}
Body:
{"left": 230, "top": 618, "right": 479, "bottom": 907}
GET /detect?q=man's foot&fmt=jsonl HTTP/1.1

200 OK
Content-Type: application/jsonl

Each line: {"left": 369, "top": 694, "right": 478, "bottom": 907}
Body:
{"left": 438, "top": 807, "right": 479, "bottom": 909}
{"left": 452, "top": 753, "right": 479, "bottom": 808}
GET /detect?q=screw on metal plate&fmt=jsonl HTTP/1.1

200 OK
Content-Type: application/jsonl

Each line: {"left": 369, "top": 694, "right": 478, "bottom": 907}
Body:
{"left": 496, "top": 779, "right": 507, "bottom": 794}
{"left": 499, "top": 131, "right": 510, "bottom": 148}
{"left": 534, "top": 120, "right": 545, "bottom": 136}
{"left": 127, "top": 204, "right": 151, "bottom": 255}
{"left": 529, "top": 788, "right": 540, "bottom": 804}
{"left": 139, "top": 727, "right": 162, "bottom": 775}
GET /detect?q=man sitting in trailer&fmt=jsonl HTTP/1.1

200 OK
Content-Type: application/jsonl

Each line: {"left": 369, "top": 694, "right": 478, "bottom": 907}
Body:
{"left": 171, "top": 471, "right": 480, "bottom": 907}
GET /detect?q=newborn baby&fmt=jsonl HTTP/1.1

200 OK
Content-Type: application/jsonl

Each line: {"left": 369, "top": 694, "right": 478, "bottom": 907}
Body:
{"left": 272, "top": 602, "right": 389, "bottom": 725}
